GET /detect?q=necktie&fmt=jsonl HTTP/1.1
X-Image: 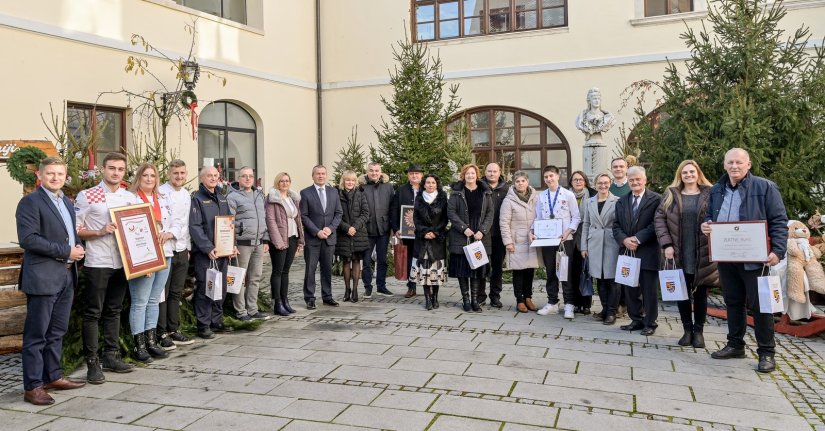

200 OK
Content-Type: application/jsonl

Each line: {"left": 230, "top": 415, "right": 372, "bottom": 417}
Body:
{"left": 318, "top": 187, "right": 326, "bottom": 212}
{"left": 632, "top": 195, "right": 640, "bottom": 219}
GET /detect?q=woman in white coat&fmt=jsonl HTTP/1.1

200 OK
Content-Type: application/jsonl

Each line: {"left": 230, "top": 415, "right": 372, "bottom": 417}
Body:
{"left": 499, "top": 171, "right": 541, "bottom": 313}
{"left": 580, "top": 173, "right": 621, "bottom": 324}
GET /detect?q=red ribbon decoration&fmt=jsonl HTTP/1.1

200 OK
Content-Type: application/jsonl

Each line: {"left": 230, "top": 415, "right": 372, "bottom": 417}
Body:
{"left": 190, "top": 101, "right": 198, "bottom": 140}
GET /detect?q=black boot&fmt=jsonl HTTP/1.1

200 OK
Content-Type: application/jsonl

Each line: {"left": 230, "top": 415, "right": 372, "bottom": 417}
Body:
{"left": 477, "top": 278, "right": 488, "bottom": 305}
{"left": 146, "top": 329, "right": 169, "bottom": 359}
{"left": 343, "top": 287, "right": 352, "bottom": 302}
{"left": 281, "top": 290, "right": 296, "bottom": 314}
{"left": 86, "top": 357, "right": 105, "bottom": 384}
{"left": 458, "top": 278, "right": 471, "bottom": 312}
{"left": 470, "top": 278, "right": 482, "bottom": 313}
{"left": 692, "top": 328, "right": 705, "bottom": 348}
{"left": 273, "top": 299, "right": 290, "bottom": 316}
{"left": 424, "top": 286, "right": 433, "bottom": 310}
{"left": 101, "top": 350, "right": 135, "bottom": 373}
{"left": 432, "top": 285, "right": 440, "bottom": 309}
{"left": 132, "top": 333, "right": 152, "bottom": 363}
{"left": 678, "top": 324, "right": 693, "bottom": 347}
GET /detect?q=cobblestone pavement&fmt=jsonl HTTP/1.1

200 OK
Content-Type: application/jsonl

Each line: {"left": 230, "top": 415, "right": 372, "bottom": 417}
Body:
{"left": 1, "top": 261, "right": 824, "bottom": 430}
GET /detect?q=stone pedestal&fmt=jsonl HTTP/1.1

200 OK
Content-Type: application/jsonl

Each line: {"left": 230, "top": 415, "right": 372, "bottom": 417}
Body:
{"left": 582, "top": 141, "right": 606, "bottom": 183}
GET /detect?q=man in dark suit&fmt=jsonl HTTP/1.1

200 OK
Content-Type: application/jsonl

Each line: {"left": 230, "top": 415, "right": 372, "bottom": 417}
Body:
{"left": 390, "top": 164, "right": 423, "bottom": 298}
{"left": 613, "top": 165, "right": 662, "bottom": 336}
{"left": 17, "top": 157, "right": 87, "bottom": 405}
{"left": 300, "top": 165, "right": 343, "bottom": 309}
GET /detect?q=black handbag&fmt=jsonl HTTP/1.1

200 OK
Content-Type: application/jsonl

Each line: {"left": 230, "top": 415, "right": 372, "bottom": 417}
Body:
{"left": 579, "top": 257, "right": 594, "bottom": 296}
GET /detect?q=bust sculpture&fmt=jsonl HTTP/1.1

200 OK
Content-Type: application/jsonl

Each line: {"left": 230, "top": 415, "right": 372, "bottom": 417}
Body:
{"left": 575, "top": 87, "right": 616, "bottom": 143}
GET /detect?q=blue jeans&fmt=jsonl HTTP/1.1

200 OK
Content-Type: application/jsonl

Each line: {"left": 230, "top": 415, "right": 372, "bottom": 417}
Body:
{"left": 128, "top": 258, "right": 171, "bottom": 335}
{"left": 362, "top": 234, "right": 389, "bottom": 290}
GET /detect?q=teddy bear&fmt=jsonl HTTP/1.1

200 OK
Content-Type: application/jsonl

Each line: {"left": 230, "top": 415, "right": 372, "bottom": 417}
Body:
{"left": 786, "top": 220, "right": 825, "bottom": 303}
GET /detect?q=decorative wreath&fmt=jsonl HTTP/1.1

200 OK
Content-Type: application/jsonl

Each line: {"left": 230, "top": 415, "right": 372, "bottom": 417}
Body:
{"left": 7, "top": 146, "right": 48, "bottom": 186}
{"left": 180, "top": 90, "right": 198, "bottom": 109}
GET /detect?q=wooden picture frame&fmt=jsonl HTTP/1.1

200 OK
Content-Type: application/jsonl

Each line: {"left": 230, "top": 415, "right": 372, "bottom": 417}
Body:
{"left": 214, "top": 215, "right": 236, "bottom": 257}
{"left": 400, "top": 205, "right": 415, "bottom": 239}
{"left": 110, "top": 203, "right": 167, "bottom": 280}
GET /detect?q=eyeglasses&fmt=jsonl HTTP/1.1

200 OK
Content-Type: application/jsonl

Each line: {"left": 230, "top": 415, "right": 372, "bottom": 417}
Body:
{"left": 572, "top": 178, "right": 584, "bottom": 182}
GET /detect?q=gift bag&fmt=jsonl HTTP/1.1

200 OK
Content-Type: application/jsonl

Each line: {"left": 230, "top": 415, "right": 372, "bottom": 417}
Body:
{"left": 579, "top": 257, "right": 593, "bottom": 296}
{"left": 615, "top": 251, "right": 641, "bottom": 287}
{"left": 394, "top": 242, "right": 408, "bottom": 281}
{"left": 758, "top": 266, "right": 784, "bottom": 313}
{"left": 556, "top": 244, "right": 569, "bottom": 282}
{"left": 463, "top": 240, "right": 490, "bottom": 269}
{"left": 226, "top": 257, "right": 246, "bottom": 295}
{"left": 205, "top": 259, "right": 223, "bottom": 301}
{"left": 658, "top": 260, "right": 689, "bottom": 301}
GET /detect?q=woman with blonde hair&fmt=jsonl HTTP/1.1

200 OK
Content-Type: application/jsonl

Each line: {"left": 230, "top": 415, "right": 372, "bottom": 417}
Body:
{"left": 266, "top": 172, "right": 304, "bottom": 315}
{"left": 335, "top": 170, "right": 370, "bottom": 302}
{"left": 654, "top": 160, "right": 718, "bottom": 348}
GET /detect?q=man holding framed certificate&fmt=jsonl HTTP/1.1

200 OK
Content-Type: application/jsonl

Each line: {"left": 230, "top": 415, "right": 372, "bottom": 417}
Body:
{"left": 701, "top": 148, "right": 788, "bottom": 373}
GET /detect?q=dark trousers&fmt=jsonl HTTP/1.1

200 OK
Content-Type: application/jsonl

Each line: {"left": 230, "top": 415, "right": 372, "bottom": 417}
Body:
{"left": 304, "top": 241, "right": 334, "bottom": 301}
{"left": 193, "top": 253, "right": 228, "bottom": 330}
{"left": 402, "top": 238, "right": 416, "bottom": 290}
{"left": 480, "top": 236, "right": 505, "bottom": 302}
{"left": 570, "top": 250, "right": 592, "bottom": 309}
{"left": 82, "top": 266, "right": 128, "bottom": 358}
{"left": 22, "top": 269, "right": 73, "bottom": 390}
{"left": 362, "top": 233, "right": 389, "bottom": 290}
{"left": 270, "top": 236, "right": 298, "bottom": 303}
{"left": 596, "top": 278, "right": 620, "bottom": 317}
{"left": 157, "top": 250, "right": 189, "bottom": 334}
{"left": 677, "top": 273, "right": 708, "bottom": 332}
{"left": 718, "top": 263, "right": 775, "bottom": 356}
{"left": 541, "top": 240, "right": 574, "bottom": 305}
{"left": 624, "top": 269, "right": 659, "bottom": 328}
{"left": 512, "top": 268, "right": 535, "bottom": 303}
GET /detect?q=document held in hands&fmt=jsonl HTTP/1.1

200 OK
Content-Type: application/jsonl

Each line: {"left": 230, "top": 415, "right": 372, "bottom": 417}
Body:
{"left": 531, "top": 219, "right": 563, "bottom": 247}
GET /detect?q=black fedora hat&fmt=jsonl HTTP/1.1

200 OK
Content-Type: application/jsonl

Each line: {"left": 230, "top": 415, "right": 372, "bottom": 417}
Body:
{"left": 406, "top": 164, "right": 424, "bottom": 173}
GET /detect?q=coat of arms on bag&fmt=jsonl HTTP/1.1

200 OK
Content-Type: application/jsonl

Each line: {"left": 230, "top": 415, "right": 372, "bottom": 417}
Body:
{"left": 773, "top": 289, "right": 780, "bottom": 303}
{"left": 207, "top": 280, "right": 214, "bottom": 291}
{"left": 621, "top": 267, "right": 629, "bottom": 277}
{"left": 666, "top": 281, "right": 676, "bottom": 293}
{"left": 227, "top": 275, "right": 236, "bottom": 286}
{"left": 474, "top": 251, "right": 482, "bottom": 260}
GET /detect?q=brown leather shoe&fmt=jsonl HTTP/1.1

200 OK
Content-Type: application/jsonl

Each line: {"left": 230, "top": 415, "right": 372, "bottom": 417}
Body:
{"left": 44, "top": 378, "right": 86, "bottom": 391}
{"left": 524, "top": 298, "right": 538, "bottom": 312}
{"left": 24, "top": 387, "right": 54, "bottom": 405}
{"left": 517, "top": 303, "right": 528, "bottom": 313}
{"left": 404, "top": 289, "right": 417, "bottom": 298}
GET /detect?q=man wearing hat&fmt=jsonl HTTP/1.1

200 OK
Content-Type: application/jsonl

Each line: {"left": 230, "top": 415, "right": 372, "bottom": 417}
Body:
{"left": 390, "top": 164, "right": 424, "bottom": 298}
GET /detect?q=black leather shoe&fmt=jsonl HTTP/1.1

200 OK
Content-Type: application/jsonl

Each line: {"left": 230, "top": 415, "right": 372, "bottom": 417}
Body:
{"left": 306, "top": 299, "right": 316, "bottom": 310}
{"left": 86, "top": 357, "right": 105, "bottom": 384}
{"left": 640, "top": 327, "right": 656, "bottom": 336}
{"left": 602, "top": 315, "right": 616, "bottom": 325}
{"left": 490, "top": 299, "right": 503, "bottom": 308}
{"left": 711, "top": 345, "right": 746, "bottom": 359}
{"left": 692, "top": 331, "right": 706, "bottom": 348}
{"left": 592, "top": 312, "right": 605, "bottom": 321}
{"left": 678, "top": 331, "right": 693, "bottom": 346}
{"left": 198, "top": 328, "right": 215, "bottom": 339}
{"left": 757, "top": 355, "right": 776, "bottom": 373}
{"left": 620, "top": 322, "right": 644, "bottom": 331}
{"left": 323, "top": 298, "right": 339, "bottom": 307}
{"left": 211, "top": 324, "right": 234, "bottom": 333}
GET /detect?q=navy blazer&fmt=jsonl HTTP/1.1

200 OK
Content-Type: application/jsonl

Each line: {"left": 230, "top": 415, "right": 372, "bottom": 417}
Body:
{"left": 300, "top": 184, "right": 343, "bottom": 246}
{"left": 16, "top": 187, "right": 81, "bottom": 295}
{"left": 613, "top": 190, "right": 662, "bottom": 272}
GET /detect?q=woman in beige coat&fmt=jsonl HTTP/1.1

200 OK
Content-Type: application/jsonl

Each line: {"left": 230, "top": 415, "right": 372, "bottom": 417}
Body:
{"left": 580, "top": 173, "right": 621, "bottom": 324}
{"left": 499, "top": 171, "right": 541, "bottom": 313}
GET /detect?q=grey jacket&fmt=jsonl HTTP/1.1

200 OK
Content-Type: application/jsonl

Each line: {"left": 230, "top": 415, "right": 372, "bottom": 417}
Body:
{"left": 227, "top": 186, "right": 269, "bottom": 245}
{"left": 580, "top": 193, "right": 621, "bottom": 279}
{"left": 359, "top": 173, "right": 394, "bottom": 236}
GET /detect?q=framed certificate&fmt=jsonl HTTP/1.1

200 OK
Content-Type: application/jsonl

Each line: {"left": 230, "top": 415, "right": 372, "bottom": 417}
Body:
{"left": 214, "top": 215, "right": 236, "bottom": 257}
{"left": 400, "top": 205, "right": 415, "bottom": 239}
{"left": 534, "top": 219, "right": 563, "bottom": 239}
{"left": 110, "top": 203, "right": 167, "bottom": 280}
{"left": 708, "top": 221, "right": 770, "bottom": 262}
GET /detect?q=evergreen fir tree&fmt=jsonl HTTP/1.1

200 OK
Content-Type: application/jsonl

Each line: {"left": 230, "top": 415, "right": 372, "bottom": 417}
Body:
{"left": 370, "top": 36, "right": 470, "bottom": 185}
{"left": 332, "top": 126, "right": 368, "bottom": 185}
{"left": 631, "top": 0, "right": 825, "bottom": 216}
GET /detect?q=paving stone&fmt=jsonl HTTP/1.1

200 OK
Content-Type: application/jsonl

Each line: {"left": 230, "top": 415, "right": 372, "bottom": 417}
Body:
{"left": 351, "top": 333, "right": 417, "bottom": 346}
{"left": 412, "top": 337, "right": 479, "bottom": 351}
{"left": 168, "top": 352, "right": 256, "bottom": 370}
{"left": 475, "top": 342, "right": 548, "bottom": 358}
{"left": 41, "top": 397, "right": 160, "bottom": 423}
{"left": 391, "top": 357, "right": 470, "bottom": 375}
{"left": 545, "top": 347, "right": 673, "bottom": 371}
{"left": 632, "top": 368, "right": 782, "bottom": 396}
{"left": 511, "top": 382, "right": 634, "bottom": 411}
{"left": 429, "top": 394, "right": 558, "bottom": 427}
{"left": 577, "top": 362, "right": 632, "bottom": 380}
{"left": 370, "top": 389, "right": 438, "bottom": 411}
{"left": 428, "top": 348, "right": 503, "bottom": 365}
{"left": 327, "top": 365, "right": 434, "bottom": 387}
{"left": 32, "top": 417, "right": 153, "bottom": 431}
{"left": 275, "top": 399, "right": 349, "bottom": 421}
{"left": 304, "top": 339, "right": 392, "bottom": 355}
{"left": 500, "top": 424, "right": 550, "bottom": 431}
{"left": 691, "top": 387, "right": 799, "bottom": 416}
{"left": 204, "top": 392, "right": 296, "bottom": 415}
{"left": 334, "top": 405, "right": 435, "bottom": 431}
{"left": 112, "top": 385, "right": 224, "bottom": 408}
{"left": 183, "top": 410, "right": 290, "bottom": 431}
{"left": 517, "top": 336, "right": 633, "bottom": 355}
{"left": 542, "top": 369, "right": 694, "bottom": 401}
{"left": 428, "top": 414, "right": 501, "bottom": 431}
{"left": 55, "top": 381, "right": 135, "bottom": 399}
{"left": 270, "top": 379, "right": 382, "bottom": 404}
{"left": 212, "top": 334, "right": 314, "bottom": 349}
{"left": 281, "top": 420, "right": 379, "bottom": 431}
{"left": 499, "top": 354, "right": 578, "bottom": 373}
{"left": 240, "top": 358, "right": 338, "bottom": 378}
{"left": 472, "top": 333, "right": 521, "bottom": 345}
{"left": 303, "top": 350, "right": 399, "bottom": 368}
{"left": 464, "top": 363, "right": 547, "bottom": 384}
{"left": 0, "top": 408, "right": 56, "bottom": 431}
{"left": 262, "top": 329, "right": 357, "bottom": 341}
{"left": 391, "top": 315, "right": 461, "bottom": 327}
{"left": 557, "top": 408, "right": 699, "bottom": 431}
{"left": 426, "top": 374, "right": 514, "bottom": 396}
{"left": 219, "top": 345, "right": 314, "bottom": 361}
{"left": 133, "top": 406, "right": 211, "bottom": 429}
{"left": 384, "top": 345, "right": 434, "bottom": 358}
{"left": 461, "top": 320, "right": 504, "bottom": 330}
{"left": 0, "top": 390, "right": 75, "bottom": 413}
{"left": 499, "top": 323, "right": 562, "bottom": 335}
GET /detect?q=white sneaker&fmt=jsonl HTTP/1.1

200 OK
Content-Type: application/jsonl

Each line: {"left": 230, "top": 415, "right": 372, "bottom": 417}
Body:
{"left": 537, "top": 303, "right": 559, "bottom": 315}
{"left": 564, "top": 304, "right": 575, "bottom": 320}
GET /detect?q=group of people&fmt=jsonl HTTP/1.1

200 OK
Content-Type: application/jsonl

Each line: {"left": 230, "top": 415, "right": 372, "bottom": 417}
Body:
{"left": 17, "top": 147, "right": 787, "bottom": 405}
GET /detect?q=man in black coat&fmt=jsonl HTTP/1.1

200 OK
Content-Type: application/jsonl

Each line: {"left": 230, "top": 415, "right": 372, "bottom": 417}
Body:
{"left": 390, "top": 164, "right": 424, "bottom": 298}
{"left": 360, "top": 162, "right": 395, "bottom": 297}
{"left": 17, "top": 157, "right": 86, "bottom": 405}
{"left": 613, "top": 165, "right": 662, "bottom": 336}
{"left": 190, "top": 166, "right": 238, "bottom": 339}
{"left": 300, "top": 165, "right": 343, "bottom": 309}
{"left": 480, "top": 162, "right": 509, "bottom": 308}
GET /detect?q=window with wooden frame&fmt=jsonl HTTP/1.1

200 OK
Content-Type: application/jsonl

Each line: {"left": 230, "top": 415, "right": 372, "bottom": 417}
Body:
{"left": 174, "top": 0, "right": 247, "bottom": 25}
{"left": 644, "top": 0, "right": 693, "bottom": 17}
{"left": 66, "top": 103, "right": 127, "bottom": 166}
{"left": 413, "top": 0, "right": 567, "bottom": 42}
{"left": 449, "top": 107, "right": 570, "bottom": 189}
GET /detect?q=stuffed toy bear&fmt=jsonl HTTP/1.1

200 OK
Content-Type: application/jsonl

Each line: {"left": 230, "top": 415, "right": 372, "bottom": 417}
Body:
{"left": 786, "top": 220, "right": 825, "bottom": 303}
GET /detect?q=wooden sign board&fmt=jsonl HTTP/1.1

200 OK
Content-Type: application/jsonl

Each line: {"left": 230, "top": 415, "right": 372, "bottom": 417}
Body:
{"left": 0, "top": 140, "right": 58, "bottom": 161}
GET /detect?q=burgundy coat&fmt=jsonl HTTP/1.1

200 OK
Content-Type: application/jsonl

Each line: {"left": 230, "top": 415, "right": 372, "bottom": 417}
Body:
{"left": 265, "top": 190, "right": 304, "bottom": 250}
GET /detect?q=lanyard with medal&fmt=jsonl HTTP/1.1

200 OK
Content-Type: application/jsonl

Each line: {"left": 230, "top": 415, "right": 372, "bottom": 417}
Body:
{"left": 546, "top": 188, "right": 560, "bottom": 219}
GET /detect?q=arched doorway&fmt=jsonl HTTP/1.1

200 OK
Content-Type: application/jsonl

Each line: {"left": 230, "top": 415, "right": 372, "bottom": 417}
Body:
{"left": 449, "top": 106, "right": 570, "bottom": 189}
{"left": 198, "top": 101, "right": 257, "bottom": 183}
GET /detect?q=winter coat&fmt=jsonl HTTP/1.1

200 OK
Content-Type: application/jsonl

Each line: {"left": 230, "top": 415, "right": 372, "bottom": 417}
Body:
{"left": 571, "top": 187, "right": 597, "bottom": 252}
{"left": 480, "top": 177, "right": 510, "bottom": 238}
{"left": 499, "top": 187, "right": 541, "bottom": 270}
{"left": 580, "top": 193, "right": 621, "bottom": 279}
{"left": 613, "top": 190, "right": 663, "bottom": 272}
{"left": 390, "top": 182, "right": 419, "bottom": 232}
{"left": 655, "top": 186, "right": 719, "bottom": 287}
{"left": 335, "top": 188, "right": 370, "bottom": 258}
{"left": 447, "top": 181, "right": 495, "bottom": 255}
{"left": 226, "top": 186, "right": 268, "bottom": 245}
{"left": 359, "top": 173, "right": 394, "bottom": 236}
{"left": 190, "top": 183, "right": 232, "bottom": 256}
{"left": 413, "top": 190, "right": 448, "bottom": 261}
{"left": 265, "top": 190, "right": 304, "bottom": 250}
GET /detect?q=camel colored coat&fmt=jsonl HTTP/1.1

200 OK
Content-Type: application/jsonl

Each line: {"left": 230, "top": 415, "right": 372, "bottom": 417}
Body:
{"left": 499, "top": 187, "right": 542, "bottom": 270}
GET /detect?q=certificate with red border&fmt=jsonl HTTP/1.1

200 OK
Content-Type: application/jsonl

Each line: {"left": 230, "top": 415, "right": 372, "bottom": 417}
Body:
{"left": 110, "top": 203, "right": 167, "bottom": 279}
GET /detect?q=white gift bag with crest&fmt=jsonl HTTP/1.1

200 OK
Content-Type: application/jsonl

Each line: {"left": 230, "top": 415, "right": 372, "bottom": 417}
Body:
{"left": 463, "top": 240, "right": 489, "bottom": 270}
{"left": 615, "top": 251, "right": 641, "bottom": 287}
{"left": 205, "top": 259, "right": 223, "bottom": 301}
{"left": 758, "top": 265, "right": 784, "bottom": 313}
{"left": 226, "top": 257, "right": 246, "bottom": 295}
{"left": 658, "top": 259, "right": 689, "bottom": 301}
{"left": 555, "top": 243, "right": 569, "bottom": 282}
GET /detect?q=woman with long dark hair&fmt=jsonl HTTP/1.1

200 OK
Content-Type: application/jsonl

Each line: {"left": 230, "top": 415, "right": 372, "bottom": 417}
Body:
{"left": 413, "top": 174, "right": 449, "bottom": 310}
